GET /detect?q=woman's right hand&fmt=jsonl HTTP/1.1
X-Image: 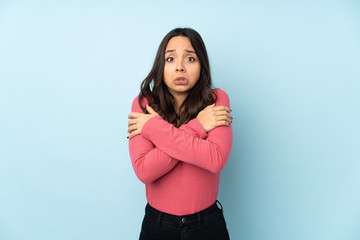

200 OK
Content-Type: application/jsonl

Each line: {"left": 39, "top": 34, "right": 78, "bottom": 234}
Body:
{"left": 196, "top": 104, "right": 232, "bottom": 132}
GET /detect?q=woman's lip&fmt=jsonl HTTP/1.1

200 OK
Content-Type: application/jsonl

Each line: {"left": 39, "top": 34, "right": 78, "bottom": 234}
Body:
{"left": 174, "top": 77, "right": 188, "bottom": 85}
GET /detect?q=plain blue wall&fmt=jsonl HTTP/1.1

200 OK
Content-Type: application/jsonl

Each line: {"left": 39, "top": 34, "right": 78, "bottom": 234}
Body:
{"left": 0, "top": 0, "right": 359, "bottom": 239}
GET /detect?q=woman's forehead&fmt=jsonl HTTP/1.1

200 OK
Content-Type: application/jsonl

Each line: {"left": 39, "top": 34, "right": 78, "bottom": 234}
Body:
{"left": 165, "top": 36, "right": 195, "bottom": 52}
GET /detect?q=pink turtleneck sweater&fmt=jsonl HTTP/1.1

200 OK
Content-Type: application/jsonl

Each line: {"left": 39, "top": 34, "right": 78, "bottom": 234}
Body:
{"left": 129, "top": 88, "right": 233, "bottom": 215}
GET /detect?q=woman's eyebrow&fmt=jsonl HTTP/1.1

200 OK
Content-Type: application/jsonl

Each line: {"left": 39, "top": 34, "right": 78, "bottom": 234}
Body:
{"left": 185, "top": 49, "right": 196, "bottom": 54}
{"left": 165, "top": 49, "right": 196, "bottom": 54}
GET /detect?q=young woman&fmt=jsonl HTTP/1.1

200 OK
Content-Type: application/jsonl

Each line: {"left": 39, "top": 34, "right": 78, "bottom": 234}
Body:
{"left": 128, "top": 28, "right": 233, "bottom": 240}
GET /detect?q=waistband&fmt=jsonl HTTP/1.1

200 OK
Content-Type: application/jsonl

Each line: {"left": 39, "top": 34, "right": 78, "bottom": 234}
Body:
{"left": 145, "top": 200, "right": 224, "bottom": 228}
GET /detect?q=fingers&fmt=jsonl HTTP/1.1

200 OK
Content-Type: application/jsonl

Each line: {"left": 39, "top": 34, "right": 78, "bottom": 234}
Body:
{"left": 146, "top": 104, "right": 160, "bottom": 116}
{"left": 213, "top": 106, "right": 231, "bottom": 113}
{"left": 128, "top": 119, "right": 137, "bottom": 127}
{"left": 215, "top": 110, "right": 231, "bottom": 117}
{"left": 128, "top": 124, "right": 138, "bottom": 133}
{"left": 216, "top": 115, "right": 232, "bottom": 126}
{"left": 128, "top": 129, "right": 141, "bottom": 139}
{"left": 128, "top": 110, "right": 155, "bottom": 119}
{"left": 214, "top": 108, "right": 232, "bottom": 122}
{"left": 216, "top": 120, "right": 231, "bottom": 127}
{"left": 146, "top": 104, "right": 155, "bottom": 114}
{"left": 128, "top": 112, "right": 142, "bottom": 119}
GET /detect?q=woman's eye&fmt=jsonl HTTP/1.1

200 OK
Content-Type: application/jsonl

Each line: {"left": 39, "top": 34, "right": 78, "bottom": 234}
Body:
{"left": 187, "top": 57, "right": 196, "bottom": 62}
{"left": 166, "top": 57, "right": 174, "bottom": 62}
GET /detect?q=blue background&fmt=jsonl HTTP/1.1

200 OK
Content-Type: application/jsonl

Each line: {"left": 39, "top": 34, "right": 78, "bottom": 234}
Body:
{"left": 0, "top": 0, "right": 359, "bottom": 239}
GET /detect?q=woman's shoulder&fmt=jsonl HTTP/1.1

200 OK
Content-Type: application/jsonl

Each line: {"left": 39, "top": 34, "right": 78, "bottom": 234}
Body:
{"left": 131, "top": 95, "right": 148, "bottom": 113}
{"left": 213, "top": 88, "right": 228, "bottom": 97}
{"left": 213, "top": 88, "right": 230, "bottom": 106}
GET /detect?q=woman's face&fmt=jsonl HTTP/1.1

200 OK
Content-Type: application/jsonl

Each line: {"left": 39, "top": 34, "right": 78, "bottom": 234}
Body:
{"left": 163, "top": 36, "right": 201, "bottom": 100}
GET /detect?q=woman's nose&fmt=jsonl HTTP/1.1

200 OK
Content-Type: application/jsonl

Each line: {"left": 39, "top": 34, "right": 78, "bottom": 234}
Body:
{"left": 176, "top": 61, "right": 185, "bottom": 72}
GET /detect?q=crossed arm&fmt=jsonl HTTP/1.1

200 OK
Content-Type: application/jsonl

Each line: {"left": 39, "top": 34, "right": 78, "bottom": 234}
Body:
{"left": 128, "top": 89, "right": 233, "bottom": 184}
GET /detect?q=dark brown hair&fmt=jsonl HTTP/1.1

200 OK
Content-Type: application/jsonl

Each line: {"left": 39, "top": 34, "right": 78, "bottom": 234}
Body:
{"left": 138, "top": 28, "right": 216, "bottom": 127}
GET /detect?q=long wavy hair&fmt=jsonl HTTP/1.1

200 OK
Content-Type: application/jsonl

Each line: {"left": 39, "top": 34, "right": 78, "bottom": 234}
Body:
{"left": 138, "top": 28, "right": 216, "bottom": 127}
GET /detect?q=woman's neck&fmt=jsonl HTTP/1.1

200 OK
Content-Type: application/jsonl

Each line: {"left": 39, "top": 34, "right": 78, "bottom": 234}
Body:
{"left": 174, "top": 94, "right": 187, "bottom": 115}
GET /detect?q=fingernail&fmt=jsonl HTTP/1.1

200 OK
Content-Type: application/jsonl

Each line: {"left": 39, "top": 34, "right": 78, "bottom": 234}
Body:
{"left": 127, "top": 136, "right": 129, "bottom": 139}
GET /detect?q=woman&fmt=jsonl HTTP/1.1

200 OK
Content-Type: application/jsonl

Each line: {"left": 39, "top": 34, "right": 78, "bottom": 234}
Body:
{"left": 128, "top": 28, "right": 233, "bottom": 240}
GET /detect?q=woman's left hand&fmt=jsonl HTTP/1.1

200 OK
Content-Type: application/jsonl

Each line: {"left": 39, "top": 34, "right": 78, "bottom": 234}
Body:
{"left": 128, "top": 105, "right": 159, "bottom": 139}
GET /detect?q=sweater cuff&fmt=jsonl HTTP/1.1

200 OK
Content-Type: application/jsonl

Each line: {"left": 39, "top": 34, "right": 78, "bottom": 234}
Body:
{"left": 141, "top": 115, "right": 163, "bottom": 140}
{"left": 186, "top": 118, "right": 208, "bottom": 139}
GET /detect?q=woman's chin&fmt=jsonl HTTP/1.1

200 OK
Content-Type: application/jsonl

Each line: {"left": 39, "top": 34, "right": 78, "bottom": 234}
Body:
{"left": 169, "top": 87, "right": 191, "bottom": 95}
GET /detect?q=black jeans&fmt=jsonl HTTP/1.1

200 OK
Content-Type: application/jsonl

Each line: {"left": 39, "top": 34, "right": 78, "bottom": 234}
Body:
{"left": 139, "top": 200, "right": 230, "bottom": 240}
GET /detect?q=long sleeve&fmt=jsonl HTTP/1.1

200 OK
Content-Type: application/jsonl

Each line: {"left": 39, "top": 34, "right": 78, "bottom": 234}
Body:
{"left": 141, "top": 88, "right": 233, "bottom": 174}
{"left": 128, "top": 96, "right": 208, "bottom": 184}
